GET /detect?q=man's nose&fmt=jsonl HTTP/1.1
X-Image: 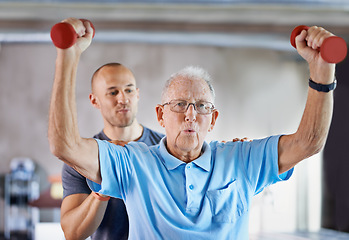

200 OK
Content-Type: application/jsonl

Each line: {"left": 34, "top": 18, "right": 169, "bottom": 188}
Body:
{"left": 185, "top": 104, "right": 197, "bottom": 122}
{"left": 117, "top": 92, "right": 129, "bottom": 104}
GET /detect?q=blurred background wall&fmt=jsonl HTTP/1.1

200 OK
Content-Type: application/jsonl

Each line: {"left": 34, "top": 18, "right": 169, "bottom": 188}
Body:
{"left": 0, "top": 0, "right": 348, "bottom": 238}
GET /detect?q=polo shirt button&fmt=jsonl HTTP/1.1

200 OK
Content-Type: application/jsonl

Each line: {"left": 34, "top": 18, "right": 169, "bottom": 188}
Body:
{"left": 187, "top": 165, "right": 191, "bottom": 169}
{"left": 189, "top": 185, "right": 194, "bottom": 190}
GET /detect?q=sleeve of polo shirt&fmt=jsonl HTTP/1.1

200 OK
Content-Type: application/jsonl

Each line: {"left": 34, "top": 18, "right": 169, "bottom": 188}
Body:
{"left": 242, "top": 135, "right": 293, "bottom": 195}
{"left": 87, "top": 139, "right": 133, "bottom": 199}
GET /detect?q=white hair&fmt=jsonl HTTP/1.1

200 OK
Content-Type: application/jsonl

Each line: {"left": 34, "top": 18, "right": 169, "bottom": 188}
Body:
{"left": 161, "top": 66, "right": 215, "bottom": 103}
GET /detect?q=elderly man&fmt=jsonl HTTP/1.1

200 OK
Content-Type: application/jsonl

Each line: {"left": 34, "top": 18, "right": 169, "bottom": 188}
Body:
{"left": 48, "top": 18, "right": 335, "bottom": 239}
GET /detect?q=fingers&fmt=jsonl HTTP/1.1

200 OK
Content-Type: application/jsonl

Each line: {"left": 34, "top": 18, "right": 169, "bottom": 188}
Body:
{"left": 62, "top": 17, "right": 89, "bottom": 38}
{"left": 109, "top": 140, "right": 128, "bottom": 147}
{"left": 83, "top": 21, "right": 94, "bottom": 38}
{"left": 230, "top": 137, "right": 251, "bottom": 142}
{"left": 295, "top": 29, "right": 308, "bottom": 50}
{"left": 240, "top": 137, "right": 251, "bottom": 142}
{"left": 304, "top": 26, "right": 334, "bottom": 50}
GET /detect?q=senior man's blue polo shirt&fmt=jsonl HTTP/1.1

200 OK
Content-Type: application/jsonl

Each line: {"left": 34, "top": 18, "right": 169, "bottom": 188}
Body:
{"left": 88, "top": 135, "right": 293, "bottom": 240}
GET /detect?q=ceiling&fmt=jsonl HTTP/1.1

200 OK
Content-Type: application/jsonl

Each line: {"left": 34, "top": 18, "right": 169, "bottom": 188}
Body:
{"left": 0, "top": 1, "right": 349, "bottom": 50}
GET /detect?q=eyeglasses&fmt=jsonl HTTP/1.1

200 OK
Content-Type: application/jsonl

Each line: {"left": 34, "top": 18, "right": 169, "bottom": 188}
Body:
{"left": 162, "top": 100, "right": 215, "bottom": 115}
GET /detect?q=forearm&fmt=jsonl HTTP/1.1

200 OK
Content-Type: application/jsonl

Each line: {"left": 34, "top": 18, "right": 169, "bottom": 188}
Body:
{"left": 295, "top": 86, "right": 333, "bottom": 153}
{"left": 279, "top": 77, "right": 334, "bottom": 173}
{"left": 295, "top": 60, "right": 335, "bottom": 152}
{"left": 61, "top": 194, "right": 108, "bottom": 240}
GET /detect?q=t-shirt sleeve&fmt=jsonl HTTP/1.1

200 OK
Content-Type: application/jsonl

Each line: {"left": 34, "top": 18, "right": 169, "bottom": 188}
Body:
{"left": 87, "top": 139, "right": 132, "bottom": 199}
{"left": 62, "top": 163, "right": 91, "bottom": 199}
{"left": 242, "top": 135, "right": 293, "bottom": 195}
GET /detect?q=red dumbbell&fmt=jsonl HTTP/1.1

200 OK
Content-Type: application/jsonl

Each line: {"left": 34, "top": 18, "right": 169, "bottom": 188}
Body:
{"left": 50, "top": 19, "right": 95, "bottom": 49}
{"left": 290, "top": 25, "right": 347, "bottom": 63}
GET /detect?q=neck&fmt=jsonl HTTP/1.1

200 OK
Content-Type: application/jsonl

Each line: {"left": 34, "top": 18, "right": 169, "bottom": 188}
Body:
{"left": 103, "top": 120, "right": 143, "bottom": 142}
{"left": 166, "top": 142, "right": 203, "bottom": 163}
{"left": 179, "top": 152, "right": 201, "bottom": 163}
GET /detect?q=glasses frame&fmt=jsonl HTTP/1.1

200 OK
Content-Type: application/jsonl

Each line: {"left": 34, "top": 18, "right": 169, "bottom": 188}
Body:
{"left": 162, "top": 99, "right": 215, "bottom": 115}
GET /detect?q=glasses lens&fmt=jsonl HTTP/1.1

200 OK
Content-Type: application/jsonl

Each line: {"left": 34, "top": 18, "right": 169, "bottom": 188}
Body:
{"left": 195, "top": 101, "right": 213, "bottom": 114}
{"left": 170, "top": 100, "right": 188, "bottom": 112}
{"left": 169, "top": 100, "right": 214, "bottom": 114}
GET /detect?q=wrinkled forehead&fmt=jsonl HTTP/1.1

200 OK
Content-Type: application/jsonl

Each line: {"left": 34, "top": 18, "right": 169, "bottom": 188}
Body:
{"left": 166, "top": 77, "right": 213, "bottom": 102}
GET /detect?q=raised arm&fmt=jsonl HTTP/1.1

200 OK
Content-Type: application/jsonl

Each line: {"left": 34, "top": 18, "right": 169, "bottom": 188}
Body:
{"left": 278, "top": 26, "right": 336, "bottom": 173}
{"left": 48, "top": 18, "right": 101, "bottom": 183}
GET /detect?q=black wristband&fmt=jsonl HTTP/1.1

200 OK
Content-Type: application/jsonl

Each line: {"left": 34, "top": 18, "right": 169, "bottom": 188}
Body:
{"left": 309, "top": 78, "right": 337, "bottom": 92}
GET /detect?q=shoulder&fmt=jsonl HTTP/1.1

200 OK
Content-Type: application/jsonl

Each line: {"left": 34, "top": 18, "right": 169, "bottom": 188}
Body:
{"left": 97, "top": 140, "right": 153, "bottom": 156}
{"left": 143, "top": 126, "right": 165, "bottom": 137}
{"left": 208, "top": 136, "right": 278, "bottom": 158}
{"left": 209, "top": 140, "right": 243, "bottom": 151}
{"left": 128, "top": 141, "right": 157, "bottom": 153}
{"left": 210, "top": 135, "right": 280, "bottom": 149}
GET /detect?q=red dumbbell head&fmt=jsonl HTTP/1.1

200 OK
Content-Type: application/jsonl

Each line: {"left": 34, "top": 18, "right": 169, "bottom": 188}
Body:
{"left": 50, "top": 19, "right": 95, "bottom": 49}
{"left": 50, "top": 22, "right": 77, "bottom": 49}
{"left": 321, "top": 36, "right": 347, "bottom": 63}
{"left": 290, "top": 25, "right": 309, "bottom": 49}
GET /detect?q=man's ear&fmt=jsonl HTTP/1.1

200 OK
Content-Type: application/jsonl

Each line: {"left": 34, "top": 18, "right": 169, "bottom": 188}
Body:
{"left": 89, "top": 93, "right": 100, "bottom": 109}
{"left": 155, "top": 104, "right": 165, "bottom": 128}
{"left": 208, "top": 109, "right": 219, "bottom": 132}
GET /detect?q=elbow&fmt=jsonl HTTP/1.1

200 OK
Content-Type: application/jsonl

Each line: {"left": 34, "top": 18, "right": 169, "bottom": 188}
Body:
{"left": 278, "top": 133, "right": 327, "bottom": 174}
{"left": 60, "top": 220, "right": 72, "bottom": 240}
{"left": 47, "top": 120, "right": 71, "bottom": 160}
{"left": 48, "top": 127, "right": 62, "bottom": 158}
{"left": 61, "top": 226, "right": 81, "bottom": 240}
{"left": 63, "top": 232, "right": 85, "bottom": 240}
{"left": 308, "top": 141, "right": 325, "bottom": 157}
{"left": 61, "top": 221, "right": 89, "bottom": 240}
{"left": 48, "top": 126, "right": 75, "bottom": 161}
{"left": 48, "top": 140, "right": 59, "bottom": 158}
{"left": 61, "top": 226, "right": 74, "bottom": 240}
{"left": 48, "top": 136, "right": 65, "bottom": 160}
{"left": 301, "top": 133, "right": 327, "bottom": 159}
{"left": 48, "top": 132, "right": 72, "bottom": 163}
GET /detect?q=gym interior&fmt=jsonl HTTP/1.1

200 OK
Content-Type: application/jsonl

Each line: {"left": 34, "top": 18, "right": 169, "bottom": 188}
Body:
{"left": 0, "top": 1, "right": 349, "bottom": 239}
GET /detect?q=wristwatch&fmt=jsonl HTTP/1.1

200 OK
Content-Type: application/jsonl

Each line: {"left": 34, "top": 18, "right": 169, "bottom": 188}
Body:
{"left": 309, "top": 78, "right": 337, "bottom": 92}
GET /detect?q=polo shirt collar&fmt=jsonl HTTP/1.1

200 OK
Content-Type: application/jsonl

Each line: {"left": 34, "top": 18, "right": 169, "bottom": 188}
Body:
{"left": 159, "top": 137, "right": 211, "bottom": 172}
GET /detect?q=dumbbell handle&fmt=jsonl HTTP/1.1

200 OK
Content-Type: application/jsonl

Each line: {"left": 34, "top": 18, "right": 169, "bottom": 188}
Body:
{"left": 290, "top": 25, "right": 347, "bottom": 64}
{"left": 50, "top": 19, "right": 95, "bottom": 49}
